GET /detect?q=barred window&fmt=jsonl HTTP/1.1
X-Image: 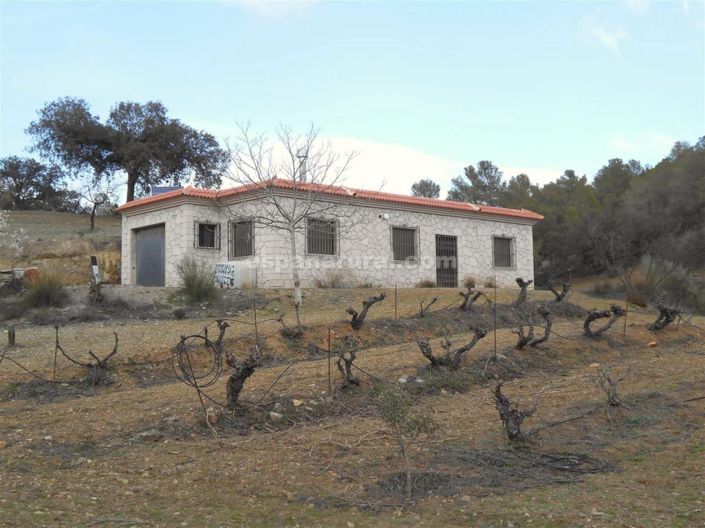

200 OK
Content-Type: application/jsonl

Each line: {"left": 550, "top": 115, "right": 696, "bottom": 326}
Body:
{"left": 493, "top": 236, "right": 513, "bottom": 268}
{"left": 392, "top": 227, "right": 417, "bottom": 261}
{"left": 231, "top": 221, "right": 254, "bottom": 258}
{"left": 307, "top": 218, "right": 337, "bottom": 256}
{"left": 195, "top": 222, "right": 220, "bottom": 249}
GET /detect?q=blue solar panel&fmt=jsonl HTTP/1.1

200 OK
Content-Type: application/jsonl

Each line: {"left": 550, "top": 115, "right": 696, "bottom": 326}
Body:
{"left": 151, "top": 186, "right": 182, "bottom": 195}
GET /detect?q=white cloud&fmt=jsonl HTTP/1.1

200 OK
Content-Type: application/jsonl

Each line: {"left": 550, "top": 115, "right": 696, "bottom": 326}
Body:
{"left": 223, "top": 0, "right": 318, "bottom": 17}
{"left": 582, "top": 14, "right": 629, "bottom": 54}
{"left": 608, "top": 132, "right": 675, "bottom": 160}
{"left": 624, "top": 0, "right": 650, "bottom": 14}
{"left": 190, "top": 120, "right": 562, "bottom": 195}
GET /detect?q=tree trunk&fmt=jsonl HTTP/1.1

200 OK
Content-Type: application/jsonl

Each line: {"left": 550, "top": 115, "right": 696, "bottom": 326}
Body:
{"left": 126, "top": 172, "right": 138, "bottom": 202}
{"left": 397, "top": 431, "right": 412, "bottom": 502}
{"left": 90, "top": 204, "right": 97, "bottom": 232}
{"left": 289, "top": 224, "right": 303, "bottom": 330}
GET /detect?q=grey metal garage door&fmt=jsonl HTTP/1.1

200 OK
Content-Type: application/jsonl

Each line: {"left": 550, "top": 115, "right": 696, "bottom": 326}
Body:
{"left": 135, "top": 224, "right": 165, "bottom": 287}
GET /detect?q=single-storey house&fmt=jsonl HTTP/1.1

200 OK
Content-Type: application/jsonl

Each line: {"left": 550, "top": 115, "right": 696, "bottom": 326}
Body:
{"left": 115, "top": 179, "right": 543, "bottom": 289}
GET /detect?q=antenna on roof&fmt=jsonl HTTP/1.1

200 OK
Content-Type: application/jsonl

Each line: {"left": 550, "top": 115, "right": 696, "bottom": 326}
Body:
{"left": 296, "top": 147, "right": 309, "bottom": 183}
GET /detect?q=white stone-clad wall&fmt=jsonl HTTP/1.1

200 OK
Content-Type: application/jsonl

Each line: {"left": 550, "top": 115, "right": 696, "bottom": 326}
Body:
{"left": 120, "top": 196, "right": 536, "bottom": 288}
{"left": 121, "top": 202, "right": 228, "bottom": 287}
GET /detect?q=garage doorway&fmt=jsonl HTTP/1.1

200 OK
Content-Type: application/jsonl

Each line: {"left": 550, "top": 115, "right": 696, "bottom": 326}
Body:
{"left": 135, "top": 224, "right": 165, "bottom": 287}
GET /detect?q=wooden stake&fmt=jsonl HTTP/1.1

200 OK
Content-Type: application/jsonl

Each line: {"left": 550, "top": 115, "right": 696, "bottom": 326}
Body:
{"left": 493, "top": 276, "right": 497, "bottom": 360}
{"left": 394, "top": 285, "right": 398, "bottom": 320}
{"left": 253, "top": 293, "right": 259, "bottom": 346}
{"left": 8, "top": 325, "right": 15, "bottom": 347}
{"left": 327, "top": 327, "right": 332, "bottom": 392}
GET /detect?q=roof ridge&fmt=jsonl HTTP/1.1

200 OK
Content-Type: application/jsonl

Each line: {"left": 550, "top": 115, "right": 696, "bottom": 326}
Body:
{"left": 116, "top": 179, "right": 543, "bottom": 221}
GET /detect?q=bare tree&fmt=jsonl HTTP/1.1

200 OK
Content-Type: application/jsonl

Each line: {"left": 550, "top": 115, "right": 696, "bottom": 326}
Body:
{"left": 514, "top": 305, "right": 553, "bottom": 349}
{"left": 583, "top": 305, "right": 626, "bottom": 338}
{"left": 346, "top": 292, "right": 386, "bottom": 330}
{"left": 459, "top": 287, "right": 485, "bottom": 311}
{"left": 226, "top": 124, "right": 356, "bottom": 333}
{"left": 336, "top": 336, "right": 361, "bottom": 388}
{"left": 514, "top": 278, "right": 533, "bottom": 306}
{"left": 647, "top": 303, "right": 682, "bottom": 331}
{"left": 548, "top": 282, "right": 571, "bottom": 302}
{"left": 596, "top": 365, "right": 629, "bottom": 408}
{"left": 528, "top": 305, "right": 553, "bottom": 347}
{"left": 79, "top": 180, "right": 116, "bottom": 232}
{"left": 415, "top": 326, "right": 487, "bottom": 369}
{"left": 494, "top": 382, "right": 536, "bottom": 443}
{"left": 54, "top": 325, "right": 119, "bottom": 385}
{"left": 225, "top": 347, "right": 262, "bottom": 408}
{"left": 418, "top": 297, "right": 437, "bottom": 317}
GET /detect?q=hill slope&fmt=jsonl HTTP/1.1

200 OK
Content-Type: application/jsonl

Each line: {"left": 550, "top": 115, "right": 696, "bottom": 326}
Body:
{"left": 0, "top": 211, "right": 122, "bottom": 284}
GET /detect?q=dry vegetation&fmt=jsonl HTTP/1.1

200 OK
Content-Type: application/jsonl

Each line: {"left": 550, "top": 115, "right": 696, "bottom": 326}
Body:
{"left": 1, "top": 286, "right": 704, "bottom": 527}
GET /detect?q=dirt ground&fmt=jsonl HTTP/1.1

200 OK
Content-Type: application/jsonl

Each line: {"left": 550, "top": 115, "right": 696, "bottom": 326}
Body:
{"left": 1, "top": 287, "right": 704, "bottom": 527}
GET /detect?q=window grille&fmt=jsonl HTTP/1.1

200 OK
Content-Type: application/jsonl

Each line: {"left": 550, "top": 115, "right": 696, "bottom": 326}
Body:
{"left": 230, "top": 221, "right": 254, "bottom": 258}
{"left": 307, "top": 218, "right": 337, "bottom": 256}
{"left": 392, "top": 227, "right": 417, "bottom": 261}
{"left": 493, "top": 236, "right": 513, "bottom": 268}
{"left": 194, "top": 222, "right": 220, "bottom": 250}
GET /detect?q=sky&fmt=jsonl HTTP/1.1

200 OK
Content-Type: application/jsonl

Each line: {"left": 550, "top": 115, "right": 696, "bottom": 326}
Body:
{"left": 1, "top": 0, "right": 703, "bottom": 197}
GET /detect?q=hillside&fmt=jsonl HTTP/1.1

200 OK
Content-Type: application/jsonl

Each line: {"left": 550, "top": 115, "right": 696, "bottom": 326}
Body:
{"left": 0, "top": 211, "right": 122, "bottom": 284}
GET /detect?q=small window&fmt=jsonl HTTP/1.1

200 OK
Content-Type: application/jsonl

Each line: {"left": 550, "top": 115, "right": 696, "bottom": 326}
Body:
{"left": 307, "top": 218, "right": 337, "bottom": 256}
{"left": 392, "top": 227, "right": 417, "bottom": 261}
{"left": 195, "top": 222, "right": 220, "bottom": 249}
{"left": 493, "top": 236, "right": 513, "bottom": 268}
{"left": 231, "top": 221, "right": 254, "bottom": 258}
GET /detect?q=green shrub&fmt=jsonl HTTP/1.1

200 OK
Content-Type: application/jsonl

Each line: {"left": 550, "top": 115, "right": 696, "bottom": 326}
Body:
{"left": 416, "top": 279, "right": 436, "bottom": 288}
{"left": 23, "top": 274, "right": 68, "bottom": 308}
{"left": 176, "top": 257, "right": 219, "bottom": 304}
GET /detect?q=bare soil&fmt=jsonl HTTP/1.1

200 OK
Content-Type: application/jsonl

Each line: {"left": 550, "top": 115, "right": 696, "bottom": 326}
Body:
{"left": 1, "top": 287, "right": 704, "bottom": 527}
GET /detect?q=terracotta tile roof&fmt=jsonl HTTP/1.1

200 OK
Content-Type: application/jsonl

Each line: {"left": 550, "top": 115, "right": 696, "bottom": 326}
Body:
{"left": 115, "top": 178, "right": 543, "bottom": 221}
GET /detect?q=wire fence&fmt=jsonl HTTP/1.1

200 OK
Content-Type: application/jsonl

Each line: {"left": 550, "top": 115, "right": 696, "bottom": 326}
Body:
{"left": 1, "top": 291, "right": 702, "bottom": 416}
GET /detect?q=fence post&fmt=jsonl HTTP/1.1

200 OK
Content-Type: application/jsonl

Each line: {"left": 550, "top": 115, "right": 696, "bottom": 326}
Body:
{"left": 253, "top": 293, "right": 259, "bottom": 346}
{"left": 493, "top": 276, "right": 497, "bottom": 360}
{"left": 394, "top": 285, "right": 398, "bottom": 320}
{"left": 8, "top": 325, "right": 15, "bottom": 347}
{"left": 327, "top": 327, "right": 332, "bottom": 392}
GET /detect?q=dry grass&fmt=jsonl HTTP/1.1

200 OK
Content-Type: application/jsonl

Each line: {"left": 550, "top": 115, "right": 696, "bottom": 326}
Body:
{"left": 1, "top": 288, "right": 704, "bottom": 527}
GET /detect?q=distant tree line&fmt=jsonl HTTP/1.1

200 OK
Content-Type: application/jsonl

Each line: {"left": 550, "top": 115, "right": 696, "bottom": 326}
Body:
{"left": 412, "top": 138, "right": 705, "bottom": 281}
